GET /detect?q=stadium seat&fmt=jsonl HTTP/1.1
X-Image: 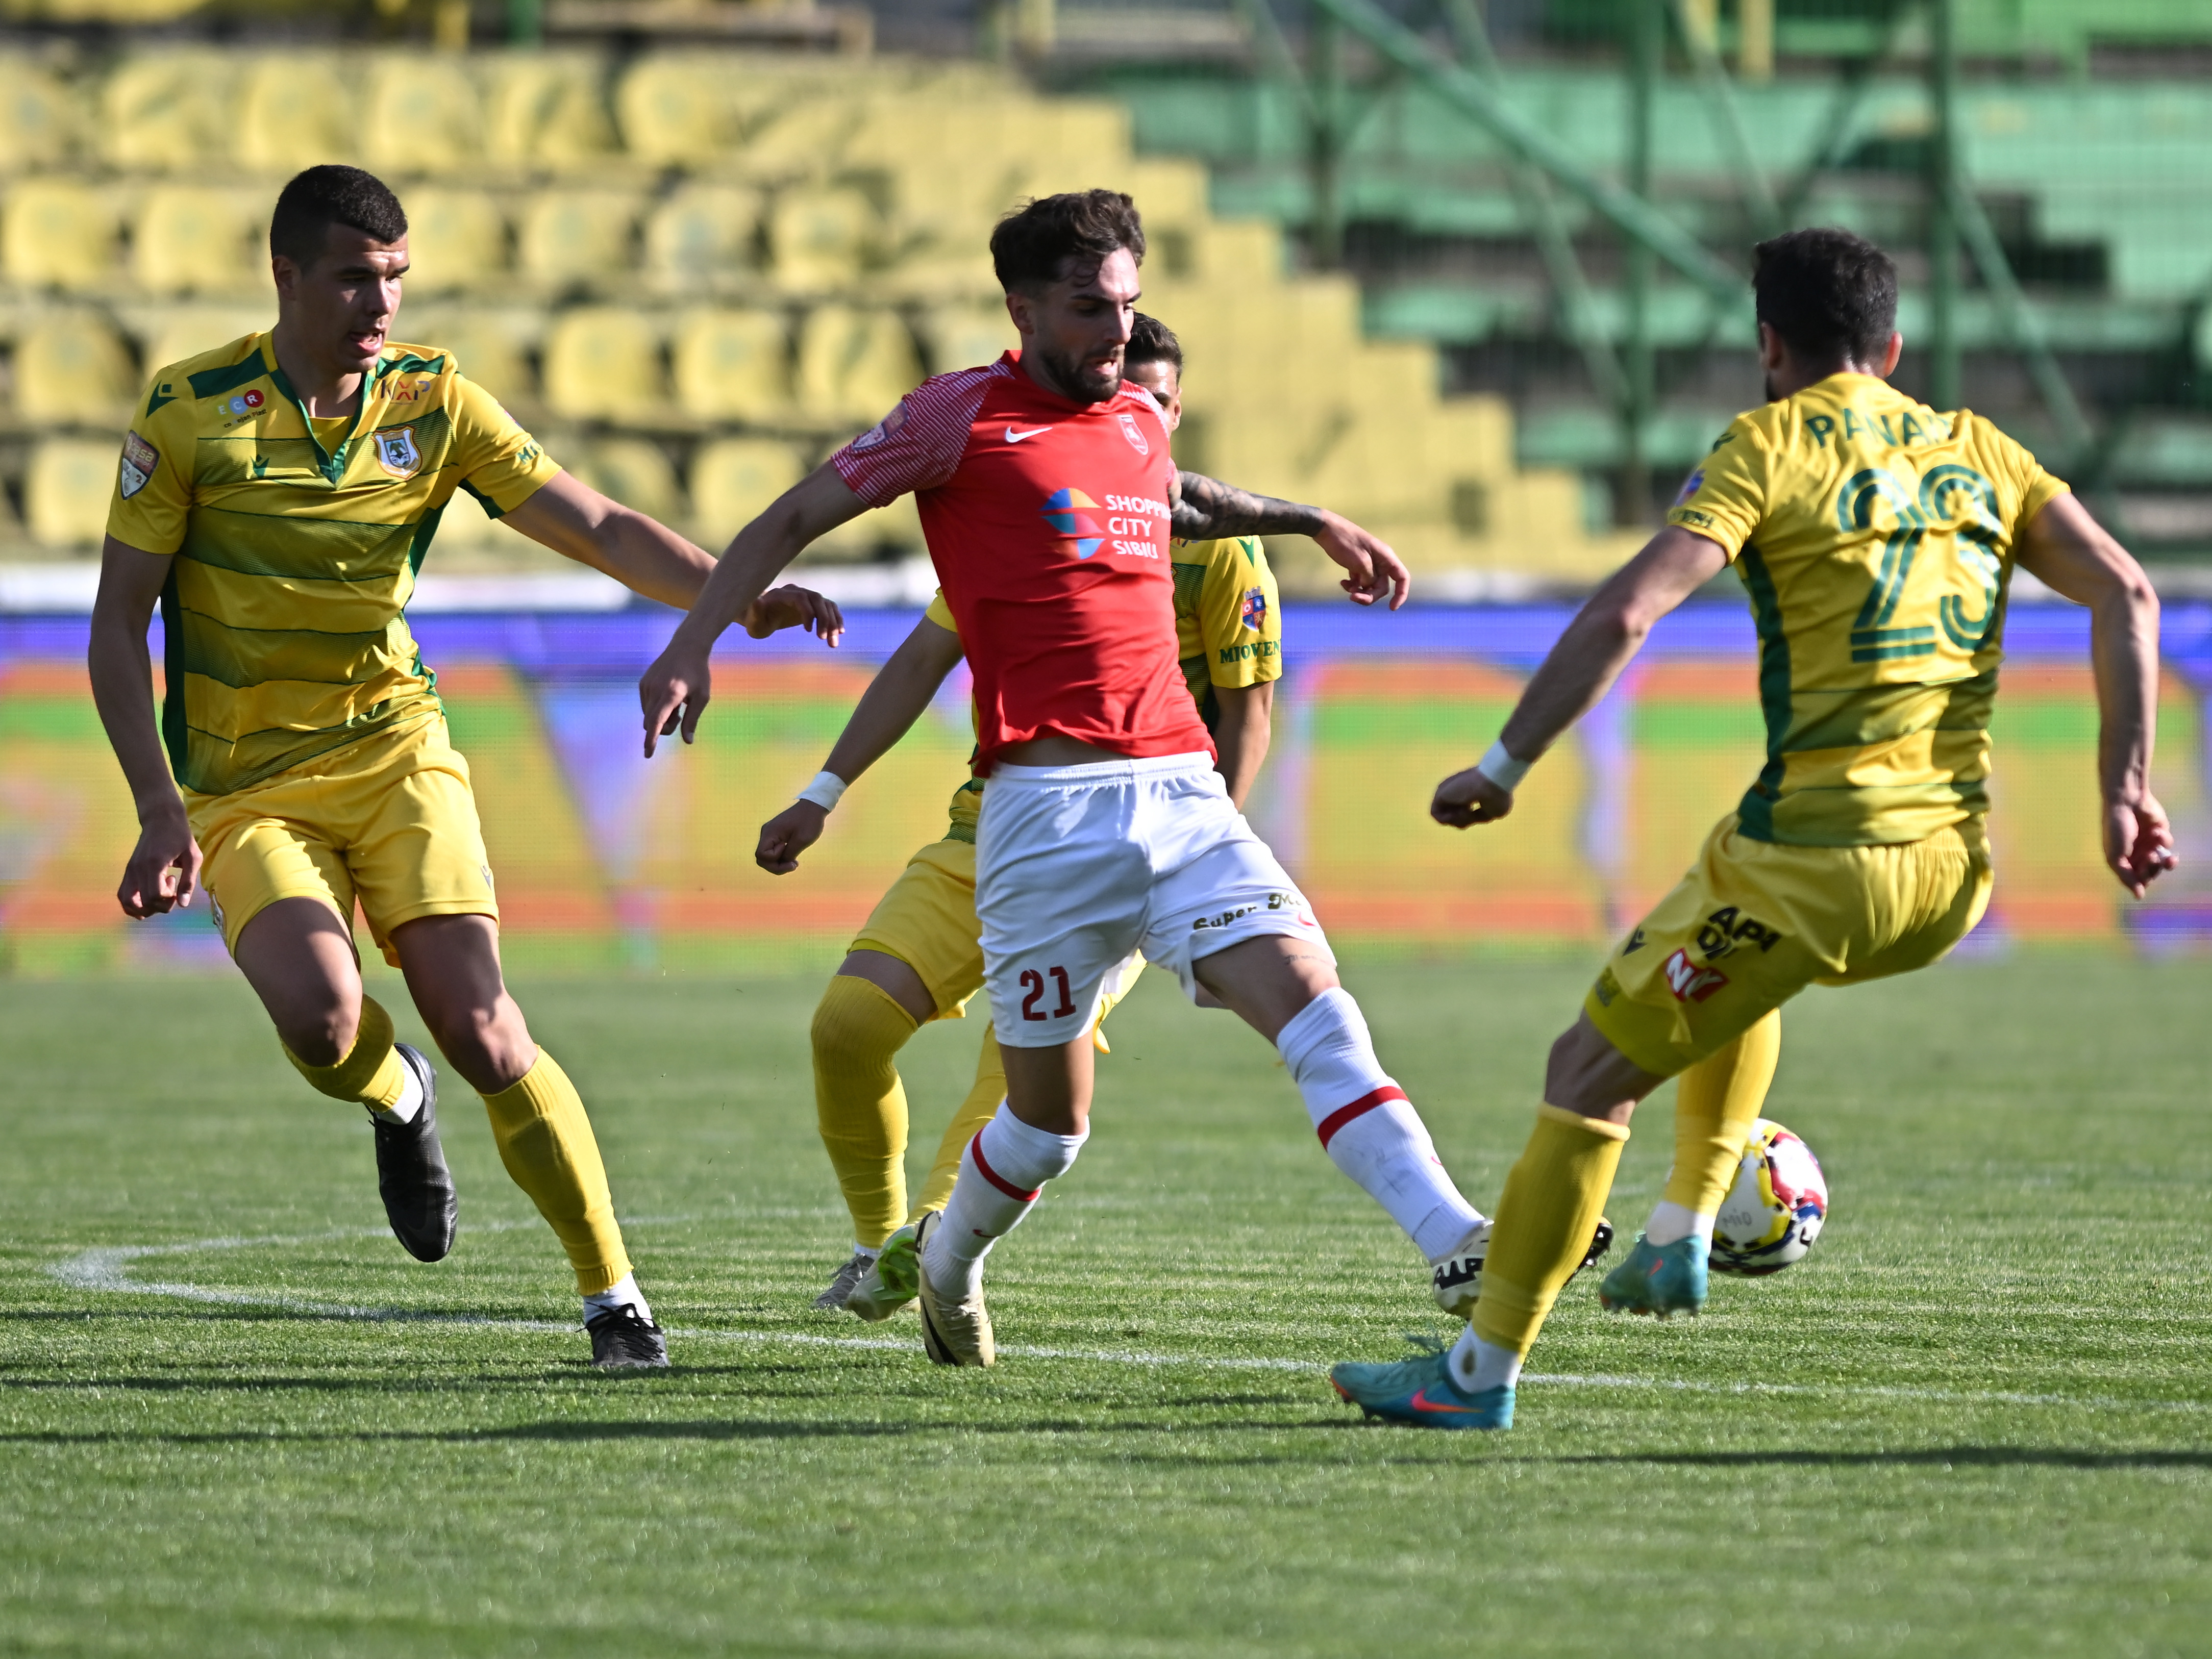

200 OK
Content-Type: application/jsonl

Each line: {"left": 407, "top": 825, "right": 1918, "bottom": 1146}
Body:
{"left": 732, "top": 96, "right": 859, "bottom": 183}
{"left": 794, "top": 306, "right": 922, "bottom": 424}
{"left": 12, "top": 312, "right": 139, "bottom": 425}
{"left": 402, "top": 308, "right": 534, "bottom": 407}
{"left": 136, "top": 306, "right": 277, "bottom": 381}
{"left": 24, "top": 437, "right": 120, "bottom": 549}
{"left": 130, "top": 188, "right": 265, "bottom": 298}
{"left": 571, "top": 437, "right": 685, "bottom": 526}
{"left": 517, "top": 191, "right": 640, "bottom": 296}
{"left": 233, "top": 54, "right": 354, "bottom": 175}
{"left": 921, "top": 304, "right": 1015, "bottom": 378}
{"left": 482, "top": 52, "right": 616, "bottom": 168}
{"left": 767, "top": 186, "right": 880, "bottom": 291}
{"left": 429, "top": 472, "right": 500, "bottom": 551}
{"left": 540, "top": 306, "right": 663, "bottom": 423}
{"left": 402, "top": 190, "right": 508, "bottom": 297}
{"left": 99, "top": 54, "right": 230, "bottom": 174}
{"left": 812, "top": 488, "right": 925, "bottom": 559}
{"left": 364, "top": 53, "right": 481, "bottom": 177}
{"left": 613, "top": 58, "right": 737, "bottom": 166}
{"left": 3, "top": 180, "right": 121, "bottom": 293}
{"left": 688, "top": 436, "right": 806, "bottom": 546}
{"left": 670, "top": 308, "right": 790, "bottom": 422}
{"left": 0, "top": 60, "right": 79, "bottom": 172}
{"left": 643, "top": 185, "right": 761, "bottom": 295}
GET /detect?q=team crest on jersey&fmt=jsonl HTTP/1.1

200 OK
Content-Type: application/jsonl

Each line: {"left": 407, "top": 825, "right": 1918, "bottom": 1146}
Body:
{"left": 1117, "top": 411, "right": 1149, "bottom": 456}
{"left": 119, "top": 431, "right": 159, "bottom": 499}
{"left": 851, "top": 402, "right": 906, "bottom": 453}
{"left": 1240, "top": 587, "right": 1268, "bottom": 632}
{"left": 373, "top": 425, "right": 422, "bottom": 479}
{"left": 1039, "top": 487, "right": 1105, "bottom": 558}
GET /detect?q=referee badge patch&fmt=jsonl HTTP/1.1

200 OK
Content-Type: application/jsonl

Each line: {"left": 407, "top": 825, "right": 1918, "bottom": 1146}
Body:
{"left": 119, "top": 432, "right": 159, "bottom": 499}
{"left": 373, "top": 425, "right": 422, "bottom": 479}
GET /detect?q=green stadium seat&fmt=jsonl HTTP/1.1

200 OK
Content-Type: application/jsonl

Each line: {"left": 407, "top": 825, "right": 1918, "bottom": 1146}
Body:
{"left": 24, "top": 436, "right": 119, "bottom": 549}
{"left": 541, "top": 306, "right": 663, "bottom": 423}
{"left": 671, "top": 308, "right": 790, "bottom": 422}
{"left": 571, "top": 437, "right": 685, "bottom": 527}
{"left": 517, "top": 191, "right": 639, "bottom": 294}
{"left": 402, "top": 189, "right": 508, "bottom": 297}
{"left": 0, "top": 60, "right": 79, "bottom": 171}
{"left": 794, "top": 305, "right": 921, "bottom": 424}
{"left": 482, "top": 52, "right": 617, "bottom": 169}
{"left": 233, "top": 54, "right": 353, "bottom": 175}
{"left": 689, "top": 436, "right": 806, "bottom": 546}
{"left": 130, "top": 188, "right": 265, "bottom": 298}
{"left": 921, "top": 303, "right": 1015, "bottom": 376}
{"left": 644, "top": 184, "right": 761, "bottom": 294}
{"left": 364, "top": 53, "right": 481, "bottom": 177}
{"left": 407, "top": 310, "right": 534, "bottom": 407}
{"left": 99, "top": 54, "right": 229, "bottom": 174}
{"left": 613, "top": 58, "right": 737, "bottom": 167}
{"left": 12, "top": 312, "right": 138, "bottom": 425}
{"left": 3, "top": 180, "right": 121, "bottom": 292}
{"left": 768, "top": 185, "right": 879, "bottom": 291}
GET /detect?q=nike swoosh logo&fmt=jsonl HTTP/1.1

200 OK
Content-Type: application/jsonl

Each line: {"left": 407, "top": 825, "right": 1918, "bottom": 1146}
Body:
{"left": 1408, "top": 1388, "right": 1482, "bottom": 1415}
{"left": 1005, "top": 425, "right": 1051, "bottom": 443}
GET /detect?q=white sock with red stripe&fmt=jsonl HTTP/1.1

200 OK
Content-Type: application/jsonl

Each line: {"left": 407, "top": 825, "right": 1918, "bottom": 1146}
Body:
{"left": 1278, "top": 989, "right": 1483, "bottom": 1263}
{"left": 921, "top": 1101, "right": 1088, "bottom": 1300}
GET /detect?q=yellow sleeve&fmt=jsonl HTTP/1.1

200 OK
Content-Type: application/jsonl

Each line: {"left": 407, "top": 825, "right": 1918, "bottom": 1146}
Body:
{"left": 924, "top": 587, "right": 959, "bottom": 636}
{"left": 1664, "top": 414, "right": 1769, "bottom": 562}
{"left": 1196, "top": 536, "right": 1281, "bottom": 689}
{"left": 449, "top": 372, "right": 561, "bottom": 515}
{"left": 105, "top": 391, "right": 195, "bottom": 557}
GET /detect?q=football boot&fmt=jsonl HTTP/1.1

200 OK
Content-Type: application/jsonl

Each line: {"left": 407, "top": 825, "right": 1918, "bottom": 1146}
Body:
{"left": 1431, "top": 1215, "right": 1615, "bottom": 1319}
{"left": 812, "top": 1249, "right": 876, "bottom": 1312}
{"left": 371, "top": 1044, "right": 457, "bottom": 1263}
{"left": 911, "top": 1212, "right": 994, "bottom": 1367}
{"left": 844, "top": 1222, "right": 921, "bottom": 1322}
{"left": 1329, "top": 1336, "right": 1513, "bottom": 1431}
{"left": 1596, "top": 1232, "right": 1709, "bottom": 1319}
{"left": 586, "top": 1304, "right": 670, "bottom": 1369}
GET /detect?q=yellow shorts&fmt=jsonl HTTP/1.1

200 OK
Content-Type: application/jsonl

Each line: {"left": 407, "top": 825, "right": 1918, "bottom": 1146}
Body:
{"left": 849, "top": 837, "right": 985, "bottom": 1021}
{"left": 1586, "top": 813, "right": 1993, "bottom": 1077}
{"left": 187, "top": 715, "right": 499, "bottom": 969}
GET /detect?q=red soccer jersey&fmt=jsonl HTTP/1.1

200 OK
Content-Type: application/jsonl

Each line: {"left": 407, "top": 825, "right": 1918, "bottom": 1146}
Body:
{"left": 832, "top": 351, "right": 1211, "bottom": 774}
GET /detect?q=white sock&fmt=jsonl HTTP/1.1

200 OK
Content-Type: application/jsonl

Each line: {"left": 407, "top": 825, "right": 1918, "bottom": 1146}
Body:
{"left": 922, "top": 1102, "right": 1087, "bottom": 1300}
{"left": 1277, "top": 988, "right": 1482, "bottom": 1262}
{"left": 1643, "top": 1200, "right": 1714, "bottom": 1248}
{"left": 369, "top": 1056, "right": 424, "bottom": 1125}
{"left": 1449, "top": 1325, "right": 1522, "bottom": 1394}
{"left": 583, "top": 1272, "right": 653, "bottom": 1326}
{"left": 852, "top": 1242, "right": 882, "bottom": 1262}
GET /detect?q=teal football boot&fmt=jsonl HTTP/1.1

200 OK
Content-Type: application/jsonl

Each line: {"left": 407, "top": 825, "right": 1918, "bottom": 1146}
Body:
{"left": 1596, "top": 1232, "right": 1709, "bottom": 1318}
{"left": 1328, "top": 1337, "right": 1513, "bottom": 1431}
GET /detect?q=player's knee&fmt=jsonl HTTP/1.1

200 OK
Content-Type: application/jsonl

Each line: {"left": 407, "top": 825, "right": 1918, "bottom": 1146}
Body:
{"left": 427, "top": 997, "right": 533, "bottom": 1093}
{"left": 1543, "top": 1016, "right": 1655, "bottom": 1122}
{"left": 812, "top": 973, "right": 918, "bottom": 1069}
{"left": 276, "top": 996, "right": 360, "bottom": 1068}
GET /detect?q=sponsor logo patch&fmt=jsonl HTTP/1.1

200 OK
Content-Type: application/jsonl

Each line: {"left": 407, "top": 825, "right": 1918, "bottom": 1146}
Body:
{"left": 1662, "top": 948, "right": 1729, "bottom": 1003}
{"left": 1592, "top": 967, "right": 1622, "bottom": 1007}
{"left": 373, "top": 425, "right": 422, "bottom": 479}
{"left": 1117, "top": 411, "right": 1149, "bottom": 456}
{"left": 1623, "top": 926, "right": 1647, "bottom": 954}
{"left": 1240, "top": 586, "right": 1269, "bottom": 632}
{"left": 850, "top": 403, "right": 906, "bottom": 453}
{"left": 1694, "top": 904, "right": 1782, "bottom": 960}
{"left": 1672, "top": 468, "right": 1705, "bottom": 506}
{"left": 1039, "top": 487, "right": 1105, "bottom": 559}
{"left": 119, "top": 431, "right": 159, "bottom": 499}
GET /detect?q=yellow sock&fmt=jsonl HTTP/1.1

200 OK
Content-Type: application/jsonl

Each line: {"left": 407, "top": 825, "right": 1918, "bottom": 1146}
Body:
{"left": 1470, "top": 1104, "right": 1629, "bottom": 1358}
{"left": 284, "top": 995, "right": 407, "bottom": 1112}
{"left": 481, "top": 1049, "right": 631, "bottom": 1295}
{"left": 910, "top": 1020, "right": 1008, "bottom": 1220}
{"left": 811, "top": 974, "right": 918, "bottom": 1249}
{"left": 1662, "top": 1010, "right": 1780, "bottom": 1213}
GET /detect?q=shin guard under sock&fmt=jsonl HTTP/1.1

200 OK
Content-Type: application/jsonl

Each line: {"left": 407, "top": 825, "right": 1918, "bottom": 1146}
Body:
{"left": 911, "top": 1020, "right": 1010, "bottom": 1222}
{"left": 811, "top": 974, "right": 921, "bottom": 1249}
{"left": 1469, "top": 1105, "right": 1628, "bottom": 1359}
{"left": 1654, "top": 1009, "right": 1781, "bottom": 1235}
{"left": 481, "top": 1049, "right": 631, "bottom": 1296}
{"left": 284, "top": 995, "right": 408, "bottom": 1113}
{"left": 922, "top": 1102, "right": 1086, "bottom": 1299}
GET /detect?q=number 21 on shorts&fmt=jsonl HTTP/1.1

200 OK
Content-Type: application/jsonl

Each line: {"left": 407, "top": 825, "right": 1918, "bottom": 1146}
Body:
{"left": 1020, "top": 966, "right": 1077, "bottom": 1021}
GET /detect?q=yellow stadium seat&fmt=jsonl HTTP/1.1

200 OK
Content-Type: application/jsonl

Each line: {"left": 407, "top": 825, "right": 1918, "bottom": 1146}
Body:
{"left": 732, "top": 97, "right": 859, "bottom": 183}
{"left": 795, "top": 306, "right": 921, "bottom": 424}
{"left": 130, "top": 188, "right": 265, "bottom": 298}
{"left": 402, "top": 189, "right": 507, "bottom": 297}
{"left": 481, "top": 52, "right": 616, "bottom": 169}
{"left": 613, "top": 58, "right": 737, "bottom": 167}
{"left": 813, "top": 489, "right": 925, "bottom": 560}
{"left": 540, "top": 306, "right": 663, "bottom": 423}
{"left": 233, "top": 54, "right": 354, "bottom": 174}
{"left": 921, "top": 303, "right": 1015, "bottom": 376}
{"left": 517, "top": 191, "right": 639, "bottom": 294}
{"left": 13, "top": 312, "right": 138, "bottom": 425}
{"left": 767, "top": 186, "right": 879, "bottom": 292}
{"left": 4, "top": 180, "right": 121, "bottom": 292}
{"left": 406, "top": 310, "right": 534, "bottom": 407}
{"left": 429, "top": 472, "right": 500, "bottom": 551}
{"left": 25, "top": 436, "right": 120, "bottom": 549}
{"left": 136, "top": 307, "right": 276, "bottom": 381}
{"left": 643, "top": 185, "right": 760, "bottom": 294}
{"left": 364, "top": 54, "right": 481, "bottom": 177}
{"left": 100, "top": 54, "right": 230, "bottom": 174}
{"left": 0, "top": 60, "right": 79, "bottom": 171}
{"left": 688, "top": 436, "right": 805, "bottom": 546}
{"left": 572, "top": 437, "right": 685, "bottom": 526}
{"left": 670, "top": 308, "right": 789, "bottom": 422}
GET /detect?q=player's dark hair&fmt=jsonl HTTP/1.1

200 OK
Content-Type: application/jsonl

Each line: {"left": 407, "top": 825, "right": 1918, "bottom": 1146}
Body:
{"left": 269, "top": 165, "right": 408, "bottom": 268}
{"left": 1751, "top": 227, "right": 1898, "bottom": 367}
{"left": 991, "top": 189, "right": 1145, "bottom": 293}
{"left": 1125, "top": 312, "right": 1182, "bottom": 374}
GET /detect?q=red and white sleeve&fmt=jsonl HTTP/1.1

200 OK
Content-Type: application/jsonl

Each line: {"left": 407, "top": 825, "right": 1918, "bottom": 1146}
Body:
{"left": 831, "top": 364, "right": 1003, "bottom": 508}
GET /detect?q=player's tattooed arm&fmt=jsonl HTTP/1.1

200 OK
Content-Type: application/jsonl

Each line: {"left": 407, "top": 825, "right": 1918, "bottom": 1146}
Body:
{"left": 1170, "top": 472, "right": 1411, "bottom": 610}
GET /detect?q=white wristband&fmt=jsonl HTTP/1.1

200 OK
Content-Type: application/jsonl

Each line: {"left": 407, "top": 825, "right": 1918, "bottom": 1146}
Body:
{"left": 1475, "top": 741, "right": 1532, "bottom": 792}
{"left": 797, "top": 771, "right": 848, "bottom": 813}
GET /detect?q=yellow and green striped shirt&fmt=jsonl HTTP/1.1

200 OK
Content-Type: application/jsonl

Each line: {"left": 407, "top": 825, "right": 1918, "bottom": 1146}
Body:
{"left": 108, "top": 332, "right": 561, "bottom": 797}
{"left": 1667, "top": 372, "right": 2069, "bottom": 847}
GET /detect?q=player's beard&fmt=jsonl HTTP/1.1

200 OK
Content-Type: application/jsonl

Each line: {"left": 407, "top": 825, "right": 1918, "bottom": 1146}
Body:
{"left": 1033, "top": 339, "right": 1125, "bottom": 405}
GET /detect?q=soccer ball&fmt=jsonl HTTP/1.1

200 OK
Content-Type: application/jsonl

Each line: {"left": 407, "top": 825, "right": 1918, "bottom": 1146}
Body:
{"left": 1709, "top": 1118, "right": 1828, "bottom": 1276}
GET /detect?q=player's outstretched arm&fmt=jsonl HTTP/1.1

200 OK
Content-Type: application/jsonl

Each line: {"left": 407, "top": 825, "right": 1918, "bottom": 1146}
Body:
{"left": 1433, "top": 525, "right": 1727, "bottom": 829}
{"left": 756, "top": 615, "right": 966, "bottom": 875}
{"left": 1170, "top": 471, "right": 1410, "bottom": 610}
{"left": 2017, "top": 492, "right": 2176, "bottom": 897}
{"left": 87, "top": 535, "right": 203, "bottom": 917}
{"left": 639, "top": 464, "right": 871, "bottom": 757}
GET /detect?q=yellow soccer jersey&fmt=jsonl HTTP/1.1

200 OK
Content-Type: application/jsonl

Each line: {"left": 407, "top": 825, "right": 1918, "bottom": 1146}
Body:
{"left": 1667, "top": 372, "right": 2069, "bottom": 847}
{"left": 108, "top": 332, "right": 560, "bottom": 797}
{"left": 919, "top": 539, "right": 1281, "bottom": 840}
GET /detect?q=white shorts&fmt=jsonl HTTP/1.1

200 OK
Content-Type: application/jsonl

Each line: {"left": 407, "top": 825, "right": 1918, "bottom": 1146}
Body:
{"left": 975, "top": 751, "right": 1332, "bottom": 1048}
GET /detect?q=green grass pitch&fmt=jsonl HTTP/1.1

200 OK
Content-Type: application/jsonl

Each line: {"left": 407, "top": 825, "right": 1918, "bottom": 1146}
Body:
{"left": 5, "top": 955, "right": 2209, "bottom": 1656}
